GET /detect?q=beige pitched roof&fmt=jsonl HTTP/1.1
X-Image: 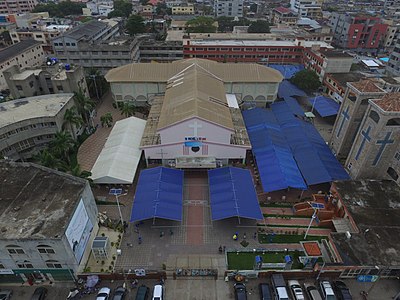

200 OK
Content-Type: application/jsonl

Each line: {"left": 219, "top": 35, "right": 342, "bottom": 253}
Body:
{"left": 157, "top": 64, "right": 234, "bottom": 130}
{"left": 105, "top": 58, "right": 283, "bottom": 83}
{"left": 372, "top": 92, "right": 400, "bottom": 112}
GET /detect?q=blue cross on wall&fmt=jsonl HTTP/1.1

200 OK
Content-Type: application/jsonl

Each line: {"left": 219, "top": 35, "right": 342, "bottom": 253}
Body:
{"left": 336, "top": 106, "right": 350, "bottom": 138}
{"left": 372, "top": 132, "right": 395, "bottom": 166}
{"left": 355, "top": 126, "right": 371, "bottom": 161}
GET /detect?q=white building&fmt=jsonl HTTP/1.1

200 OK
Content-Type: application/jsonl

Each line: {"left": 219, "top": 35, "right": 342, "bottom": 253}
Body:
{"left": 290, "top": 0, "right": 322, "bottom": 18}
{"left": 214, "top": 0, "right": 243, "bottom": 17}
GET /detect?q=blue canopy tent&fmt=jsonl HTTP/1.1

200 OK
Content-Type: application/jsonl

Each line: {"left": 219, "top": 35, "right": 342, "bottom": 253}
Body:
{"left": 208, "top": 167, "right": 263, "bottom": 222}
{"left": 278, "top": 80, "right": 307, "bottom": 99}
{"left": 130, "top": 167, "right": 184, "bottom": 223}
{"left": 308, "top": 96, "right": 340, "bottom": 117}
{"left": 269, "top": 65, "right": 305, "bottom": 80}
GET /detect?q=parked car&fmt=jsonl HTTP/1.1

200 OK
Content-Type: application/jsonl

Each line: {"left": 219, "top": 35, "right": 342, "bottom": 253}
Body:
{"left": 96, "top": 287, "right": 111, "bottom": 300}
{"left": 319, "top": 281, "right": 336, "bottom": 300}
{"left": 288, "top": 280, "right": 305, "bottom": 300}
{"left": 112, "top": 286, "right": 126, "bottom": 300}
{"left": 259, "top": 283, "right": 273, "bottom": 300}
{"left": 152, "top": 284, "right": 164, "bottom": 300}
{"left": 333, "top": 281, "right": 352, "bottom": 300}
{"left": 0, "top": 289, "right": 12, "bottom": 300}
{"left": 234, "top": 283, "right": 247, "bottom": 300}
{"left": 304, "top": 283, "right": 322, "bottom": 300}
{"left": 271, "top": 274, "right": 290, "bottom": 300}
{"left": 30, "top": 287, "right": 47, "bottom": 300}
{"left": 135, "top": 285, "right": 150, "bottom": 300}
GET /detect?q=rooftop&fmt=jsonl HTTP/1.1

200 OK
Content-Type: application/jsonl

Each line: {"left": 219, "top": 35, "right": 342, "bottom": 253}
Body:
{"left": 105, "top": 58, "right": 283, "bottom": 84}
{"left": 0, "top": 161, "right": 87, "bottom": 239}
{"left": 348, "top": 79, "right": 385, "bottom": 94}
{"left": 274, "top": 6, "right": 295, "bottom": 14}
{"left": 0, "top": 94, "right": 74, "bottom": 129}
{"left": 62, "top": 20, "right": 108, "bottom": 41}
{"left": 331, "top": 180, "right": 400, "bottom": 267}
{"left": 320, "top": 50, "right": 353, "bottom": 58}
{"left": 328, "top": 73, "right": 365, "bottom": 87}
{"left": 187, "top": 39, "right": 332, "bottom": 49}
{"left": 0, "top": 40, "right": 41, "bottom": 63}
{"left": 371, "top": 92, "right": 400, "bottom": 112}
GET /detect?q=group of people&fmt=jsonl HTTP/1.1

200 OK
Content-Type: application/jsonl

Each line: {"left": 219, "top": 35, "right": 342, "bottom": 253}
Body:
{"left": 232, "top": 232, "right": 257, "bottom": 241}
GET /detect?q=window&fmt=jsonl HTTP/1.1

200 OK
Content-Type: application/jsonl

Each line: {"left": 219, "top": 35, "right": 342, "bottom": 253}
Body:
{"left": 37, "top": 245, "right": 55, "bottom": 254}
{"left": 395, "top": 152, "right": 400, "bottom": 161}
{"left": 17, "top": 261, "right": 33, "bottom": 268}
{"left": 369, "top": 110, "right": 380, "bottom": 123}
{"left": 46, "top": 260, "right": 62, "bottom": 268}
{"left": 66, "top": 42, "right": 70, "bottom": 46}
{"left": 29, "top": 81, "right": 34, "bottom": 88}
{"left": 387, "top": 167, "right": 399, "bottom": 181}
{"left": 57, "top": 85, "right": 63, "bottom": 91}
{"left": 0, "top": 263, "right": 5, "bottom": 269}
{"left": 16, "top": 85, "right": 22, "bottom": 91}
{"left": 6, "top": 245, "right": 25, "bottom": 254}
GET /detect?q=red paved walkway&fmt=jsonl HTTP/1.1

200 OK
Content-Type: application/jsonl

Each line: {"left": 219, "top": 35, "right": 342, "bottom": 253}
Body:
{"left": 261, "top": 207, "right": 294, "bottom": 215}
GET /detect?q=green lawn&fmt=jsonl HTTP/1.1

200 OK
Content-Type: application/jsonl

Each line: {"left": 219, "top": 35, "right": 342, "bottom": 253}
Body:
{"left": 258, "top": 234, "right": 327, "bottom": 244}
{"left": 262, "top": 214, "right": 311, "bottom": 219}
{"left": 259, "top": 202, "right": 294, "bottom": 208}
{"left": 227, "top": 251, "right": 305, "bottom": 270}
{"left": 257, "top": 224, "right": 331, "bottom": 229}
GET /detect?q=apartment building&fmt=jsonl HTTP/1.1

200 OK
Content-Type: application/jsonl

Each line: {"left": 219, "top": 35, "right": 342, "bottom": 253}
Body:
{"left": 3, "top": 64, "right": 88, "bottom": 99}
{"left": 0, "top": 94, "right": 77, "bottom": 160}
{"left": 386, "top": 39, "right": 400, "bottom": 76}
{"left": 329, "top": 13, "right": 388, "bottom": 53}
{"left": 139, "top": 40, "right": 183, "bottom": 62}
{"left": 214, "top": 0, "right": 243, "bottom": 17}
{"left": 172, "top": 5, "right": 194, "bottom": 15}
{"left": 271, "top": 7, "right": 298, "bottom": 26}
{"left": 0, "top": 0, "right": 37, "bottom": 14}
{"left": 290, "top": 0, "right": 322, "bottom": 18}
{"left": 0, "top": 40, "right": 44, "bottom": 90}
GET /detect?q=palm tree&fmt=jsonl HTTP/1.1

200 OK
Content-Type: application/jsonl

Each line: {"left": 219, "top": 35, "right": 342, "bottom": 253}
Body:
{"left": 100, "top": 113, "right": 113, "bottom": 128}
{"left": 69, "top": 163, "right": 93, "bottom": 181}
{"left": 49, "top": 131, "right": 76, "bottom": 164}
{"left": 34, "top": 149, "right": 60, "bottom": 169}
{"left": 74, "top": 89, "right": 94, "bottom": 126}
{"left": 119, "top": 102, "right": 136, "bottom": 117}
{"left": 87, "top": 68, "right": 109, "bottom": 99}
{"left": 63, "top": 107, "right": 83, "bottom": 140}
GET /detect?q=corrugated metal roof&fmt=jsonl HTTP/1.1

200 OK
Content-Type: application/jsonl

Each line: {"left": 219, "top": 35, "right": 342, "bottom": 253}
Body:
{"left": 157, "top": 64, "right": 234, "bottom": 130}
{"left": 105, "top": 58, "right": 283, "bottom": 83}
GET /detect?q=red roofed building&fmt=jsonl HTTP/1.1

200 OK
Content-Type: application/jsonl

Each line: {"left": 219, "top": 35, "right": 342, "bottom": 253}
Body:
{"left": 271, "top": 7, "right": 298, "bottom": 26}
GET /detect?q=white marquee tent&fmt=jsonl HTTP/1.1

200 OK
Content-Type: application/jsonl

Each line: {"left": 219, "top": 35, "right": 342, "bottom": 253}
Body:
{"left": 90, "top": 116, "right": 146, "bottom": 184}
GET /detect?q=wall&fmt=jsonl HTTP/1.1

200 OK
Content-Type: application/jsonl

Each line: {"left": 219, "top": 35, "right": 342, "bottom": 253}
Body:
{"left": 111, "top": 82, "right": 166, "bottom": 104}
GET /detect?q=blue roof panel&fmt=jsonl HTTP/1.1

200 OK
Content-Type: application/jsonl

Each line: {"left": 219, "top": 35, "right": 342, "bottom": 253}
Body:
{"left": 308, "top": 96, "right": 340, "bottom": 117}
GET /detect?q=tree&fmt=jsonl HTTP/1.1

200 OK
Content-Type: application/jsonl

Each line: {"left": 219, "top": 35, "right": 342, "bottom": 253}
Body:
{"left": 126, "top": 15, "right": 146, "bottom": 36}
{"left": 86, "top": 68, "right": 109, "bottom": 99}
{"left": 119, "top": 102, "right": 136, "bottom": 117}
{"left": 107, "top": 0, "right": 132, "bottom": 18}
{"left": 248, "top": 20, "right": 270, "bottom": 33}
{"left": 217, "top": 17, "right": 251, "bottom": 32}
{"left": 186, "top": 16, "right": 217, "bottom": 33}
{"left": 74, "top": 89, "right": 94, "bottom": 125}
{"left": 35, "top": 149, "right": 60, "bottom": 169}
{"left": 100, "top": 112, "right": 113, "bottom": 127}
{"left": 49, "top": 131, "right": 75, "bottom": 164}
{"left": 69, "top": 164, "right": 92, "bottom": 181}
{"left": 156, "top": 3, "right": 170, "bottom": 16}
{"left": 139, "top": 0, "right": 149, "bottom": 5}
{"left": 63, "top": 107, "right": 83, "bottom": 140}
{"left": 32, "top": 1, "right": 85, "bottom": 17}
{"left": 290, "top": 69, "right": 322, "bottom": 93}
{"left": 249, "top": 3, "right": 258, "bottom": 13}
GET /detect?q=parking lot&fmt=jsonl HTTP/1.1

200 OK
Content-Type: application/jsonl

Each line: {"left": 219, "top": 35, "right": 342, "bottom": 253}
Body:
{"left": 1, "top": 277, "right": 399, "bottom": 300}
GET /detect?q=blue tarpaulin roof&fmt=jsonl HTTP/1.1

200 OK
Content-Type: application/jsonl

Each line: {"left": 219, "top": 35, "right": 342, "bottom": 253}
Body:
{"left": 278, "top": 80, "right": 307, "bottom": 99}
{"left": 243, "top": 108, "right": 307, "bottom": 192}
{"left": 269, "top": 65, "right": 305, "bottom": 79}
{"left": 243, "top": 106, "right": 349, "bottom": 191}
{"left": 282, "top": 96, "right": 305, "bottom": 117}
{"left": 208, "top": 167, "right": 263, "bottom": 221}
{"left": 130, "top": 167, "right": 184, "bottom": 222}
{"left": 308, "top": 96, "right": 340, "bottom": 117}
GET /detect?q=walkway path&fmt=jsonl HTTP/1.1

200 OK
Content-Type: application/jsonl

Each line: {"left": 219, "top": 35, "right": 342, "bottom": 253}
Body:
{"left": 261, "top": 207, "right": 294, "bottom": 215}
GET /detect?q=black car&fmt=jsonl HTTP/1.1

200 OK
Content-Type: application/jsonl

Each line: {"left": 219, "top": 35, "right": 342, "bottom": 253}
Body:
{"left": 234, "top": 283, "right": 247, "bottom": 300}
{"left": 112, "top": 286, "right": 126, "bottom": 300}
{"left": 30, "top": 287, "right": 47, "bottom": 300}
{"left": 333, "top": 281, "right": 352, "bottom": 300}
{"left": 135, "top": 285, "right": 150, "bottom": 300}
{"left": 259, "top": 283, "right": 273, "bottom": 300}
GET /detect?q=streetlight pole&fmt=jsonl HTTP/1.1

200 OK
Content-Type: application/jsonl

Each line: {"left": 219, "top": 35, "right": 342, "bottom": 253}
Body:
{"left": 311, "top": 92, "right": 319, "bottom": 114}
{"left": 115, "top": 192, "right": 127, "bottom": 226}
{"left": 304, "top": 202, "right": 318, "bottom": 239}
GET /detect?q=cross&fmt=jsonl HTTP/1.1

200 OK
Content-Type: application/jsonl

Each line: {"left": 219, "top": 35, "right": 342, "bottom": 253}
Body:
{"left": 355, "top": 126, "right": 371, "bottom": 161}
{"left": 156, "top": 148, "right": 167, "bottom": 160}
{"left": 189, "top": 120, "right": 202, "bottom": 137}
{"left": 336, "top": 106, "right": 350, "bottom": 138}
{"left": 372, "top": 132, "right": 394, "bottom": 166}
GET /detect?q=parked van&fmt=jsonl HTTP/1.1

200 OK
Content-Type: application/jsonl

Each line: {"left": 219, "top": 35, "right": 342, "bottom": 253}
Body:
{"left": 271, "top": 274, "right": 290, "bottom": 300}
{"left": 152, "top": 285, "right": 163, "bottom": 300}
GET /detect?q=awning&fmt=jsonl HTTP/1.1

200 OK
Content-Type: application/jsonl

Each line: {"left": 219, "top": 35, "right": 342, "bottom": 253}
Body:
{"left": 208, "top": 167, "right": 263, "bottom": 221}
{"left": 130, "top": 167, "right": 184, "bottom": 222}
{"left": 278, "top": 80, "right": 307, "bottom": 99}
{"left": 308, "top": 96, "right": 340, "bottom": 117}
{"left": 90, "top": 116, "right": 146, "bottom": 184}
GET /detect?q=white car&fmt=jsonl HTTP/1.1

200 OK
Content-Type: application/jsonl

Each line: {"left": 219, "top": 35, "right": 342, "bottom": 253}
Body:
{"left": 288, "top": 280, "right": 305, "bottom": 300}
{"left": 152, "top": 284, "right": 164, "bottom": 300}
{"left": 96, "top": 287, "right": 111, "bottom": 300}
{"left": 319, "top": 281, "right": 336, "bottom": 300}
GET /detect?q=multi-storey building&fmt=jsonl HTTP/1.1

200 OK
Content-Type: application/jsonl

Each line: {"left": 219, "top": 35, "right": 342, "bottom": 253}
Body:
{"left": 290, "top": 0, "right": 322, "bottom": 18}
{"left": 0, "top": 94, "right": 78, "bottom": 160}
{"left": 329, "top": 13, "right": 388, "bottom": 53}
{"left": 324, "top": 73, "right": 365, "bottom": 103}
{"left": 302, "top": 47, "right": 353, "bottom": 80}
{"left": 172, "top": 4, "right": 194, "bottom": 14}
{"left": 214, "top": 0, "right": 243, "bottom": 17}
{"left": 139, "top": 40, "right": 183, "bottom": 62}
{"left": 384, "top": 0, "right": 400, "bottom": 20}
{"left": 271, "top": 7, "right": 298, "bottom": 26}
{"left": 0, "top": 40, "right": 44, "bottom": 90}
{"left": 386, "top": 39, "right": 400, "bottom": 76}
{"left": 0, "top": 0, "right": 37, "bottom": 14}
{"left": 0, "top": 161, "right": 98, "bottom": 283}
{"left": 3, "top": 64, "right": 88, "bottom": 99}
{"left": 330, "top": 79, "right": 386, "bottom": 160}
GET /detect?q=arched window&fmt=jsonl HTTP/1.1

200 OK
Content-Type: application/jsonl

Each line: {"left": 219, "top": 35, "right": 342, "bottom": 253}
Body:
{"left": 45, "top": 260, "right": 62, "bottom": 269}
{"left": 369, "top": 110, "right": 380, "bottom": 123}
{"left": 17, "top": 260, "right": 33, "bottom": 268}
{"left": 386, "top": 118, "right": 400, "bottom": 126}
{"left": 6, "top": 245, "right": 25, "bottom": 254}
{"left": 37, "top": 245, "right": 55, "bottom": 254}
{"left": 387, "top": 167, "right": 399, "bottom": 181}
